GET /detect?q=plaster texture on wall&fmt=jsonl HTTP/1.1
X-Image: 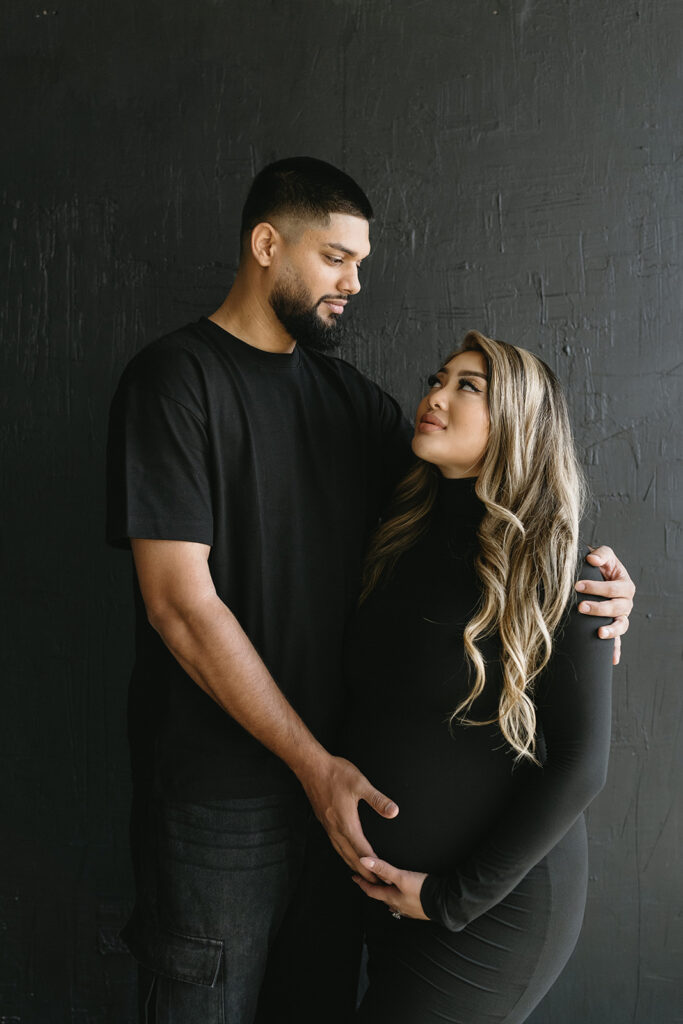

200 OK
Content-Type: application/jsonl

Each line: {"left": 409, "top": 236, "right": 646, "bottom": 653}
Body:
{"left": 2, "top": 0, "right": 681, "bottom": 1020}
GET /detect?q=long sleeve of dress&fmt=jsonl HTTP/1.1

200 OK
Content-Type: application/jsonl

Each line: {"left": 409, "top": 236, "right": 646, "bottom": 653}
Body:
{"left": 419, "top": 560, "right": 614, "bottom": 931}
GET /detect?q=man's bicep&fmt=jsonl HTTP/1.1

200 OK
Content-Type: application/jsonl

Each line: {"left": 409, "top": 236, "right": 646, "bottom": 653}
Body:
{"left": 106, "top": 375, "right": 214, "bottom": 549}
{"left": 131, "top": 538, "right": 215, "bottom": 623}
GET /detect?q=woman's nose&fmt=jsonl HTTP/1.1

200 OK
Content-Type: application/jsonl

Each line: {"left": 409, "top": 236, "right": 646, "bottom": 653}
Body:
{"left": 429, "top": 390, "right": 448, "bottom": 410}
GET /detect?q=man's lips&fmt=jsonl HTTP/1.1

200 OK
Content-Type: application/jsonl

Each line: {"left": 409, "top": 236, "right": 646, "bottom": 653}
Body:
{"left": 322, "top": 299, "right": 347, "bottom": 314}
{"left": 418, "top": 412, "right": 446, "bottom": 432}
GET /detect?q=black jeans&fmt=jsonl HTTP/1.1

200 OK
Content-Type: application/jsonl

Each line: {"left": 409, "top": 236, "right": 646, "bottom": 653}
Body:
{"left": 126, "top": 792, "right": 362, "bottom": 1024}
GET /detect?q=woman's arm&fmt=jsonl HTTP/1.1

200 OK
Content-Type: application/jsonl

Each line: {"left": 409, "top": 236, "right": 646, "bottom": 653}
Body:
{"left": 354, "top": 560, "right": 614, "bottom": 928}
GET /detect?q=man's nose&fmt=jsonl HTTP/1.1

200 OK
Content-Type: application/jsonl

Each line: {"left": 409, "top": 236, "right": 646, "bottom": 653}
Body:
{"left": 339, "top": 263, "right": 361, "bottom": 295}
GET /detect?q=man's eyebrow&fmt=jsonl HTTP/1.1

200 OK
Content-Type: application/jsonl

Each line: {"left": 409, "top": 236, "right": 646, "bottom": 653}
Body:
{"left": 325, "top": 242, "right": 371, "bottom": 259}
{"left": 437, "top": 366, "right": 489, "bottom": 380}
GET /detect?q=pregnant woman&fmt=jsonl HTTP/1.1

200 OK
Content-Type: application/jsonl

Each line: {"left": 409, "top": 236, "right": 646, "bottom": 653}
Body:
{"left": 343, "top": 331, "right": 614, "bottom": 1023}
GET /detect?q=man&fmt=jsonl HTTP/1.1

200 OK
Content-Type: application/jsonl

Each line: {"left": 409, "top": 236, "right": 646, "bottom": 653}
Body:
{"left": 106, "top": 157, "right": 635, "bottom": 1023}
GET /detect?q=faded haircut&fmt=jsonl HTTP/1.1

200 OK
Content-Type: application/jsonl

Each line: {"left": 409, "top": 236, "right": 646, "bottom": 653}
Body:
{"left": 239, "top": 156, "right": 373, "bottom": 253}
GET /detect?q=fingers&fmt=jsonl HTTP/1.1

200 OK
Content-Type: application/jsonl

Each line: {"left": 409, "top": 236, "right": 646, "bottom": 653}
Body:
{"left": 575, "top": 578, "right": 635, "bottom": 600}
{"left": 586, "top": 547, "right": 635, "bottom": 589}
{"left": 330, "top": 834, "right": 379, "bottom": 882}
{"left": 336, "top": 821, "right": 379, "bottom": 882}
{"left": 610, "top": 634, "right": 622, "bottom": 667}
{"left": 578, "top": 550, "right": 634, "bottom": 667}
{"left": 362, "top": 785, "right": 399, "bottom": 819}
{"left": 308, "top": 758, "right": 396, "bottom": 880}
{"left": 360, "top": 857, "right": 401, "bottom": 884}
{"left": 585, "top": 544, "right": 615, "bottom": 566}
{"left": 351, "top": 875, "right": 394, "bottom": 904}
{"left": 327, "top": 800, "right": 380, "bottom": 881}
{"left": 577, "top": 598, "right": 633, "bottom": 620}
{"left": 352, "top": 856, "right": 402, "bottom": 904}
{"left": 604, "top": 614, "right": 630, "bottom": 638}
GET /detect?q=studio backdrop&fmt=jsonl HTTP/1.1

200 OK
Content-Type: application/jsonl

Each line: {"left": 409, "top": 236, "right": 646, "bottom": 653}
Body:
{"left": 2, "top": 0, "right": 681, "bottom": 1020}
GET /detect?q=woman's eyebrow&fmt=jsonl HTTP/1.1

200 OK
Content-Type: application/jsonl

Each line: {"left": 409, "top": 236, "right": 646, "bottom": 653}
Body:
{"left": 436, "top": 366, "right": 489, "bottom": 380}
{"left": 456, "top": 369, "right": 489, "bottom": 380}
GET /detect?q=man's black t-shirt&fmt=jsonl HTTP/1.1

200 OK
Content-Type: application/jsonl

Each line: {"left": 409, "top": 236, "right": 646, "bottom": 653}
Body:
{"left": 106, "top": 317, "right": 412, "bottom": 800}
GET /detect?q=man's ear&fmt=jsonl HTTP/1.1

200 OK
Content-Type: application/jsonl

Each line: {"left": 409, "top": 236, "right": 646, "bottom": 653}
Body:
{"left": 250, "top": 222, "right": 280, "bottom": 267}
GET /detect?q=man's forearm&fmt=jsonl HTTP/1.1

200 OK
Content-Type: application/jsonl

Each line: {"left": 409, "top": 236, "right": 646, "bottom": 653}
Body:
{"left": 149, "top": 592, "right": 328, "bottom": 780}
{"left": 146, "top": 584, "right": 398, "bottom": 881}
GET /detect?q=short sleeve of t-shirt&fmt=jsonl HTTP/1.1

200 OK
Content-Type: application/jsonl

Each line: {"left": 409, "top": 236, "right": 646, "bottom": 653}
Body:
{"left": 374, "top": 383, "right": 414, "bottom": 504}
{"left": 106, "top": 345, "right": 213, "bottom": 549}
{"left": 332, "top": 354, "right": 414, "bottom": 508}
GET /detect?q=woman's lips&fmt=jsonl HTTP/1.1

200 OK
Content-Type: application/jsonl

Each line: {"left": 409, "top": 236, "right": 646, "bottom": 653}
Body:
{"left": 418, "top": 413, "right": 446, "bottom": 432}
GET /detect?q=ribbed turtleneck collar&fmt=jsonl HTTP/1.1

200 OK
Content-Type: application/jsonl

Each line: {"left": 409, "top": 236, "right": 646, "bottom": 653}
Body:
{"left": 433, "top": 473, "right": 485, "bottom": 527}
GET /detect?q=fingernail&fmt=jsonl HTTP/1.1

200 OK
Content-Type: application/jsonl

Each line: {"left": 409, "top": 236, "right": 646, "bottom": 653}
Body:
{"left": 575, "top": 582, "right": 586, "bottom": 591}
{"left": 580, "top": 602, "right": 590, "bottom": 612}
{"left": 599, "top": 627, "right": 611, "bottom": 637}
{"left": 362, "top": 858, "right": 376, "bottom": 869}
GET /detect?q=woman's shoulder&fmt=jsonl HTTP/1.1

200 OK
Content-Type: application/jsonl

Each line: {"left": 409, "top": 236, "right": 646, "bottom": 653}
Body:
{"left": 574, "top": 546, "right": 604, "bottom": 586}
{"left": 552, "top": 546, "right": 612, "bottom": 655}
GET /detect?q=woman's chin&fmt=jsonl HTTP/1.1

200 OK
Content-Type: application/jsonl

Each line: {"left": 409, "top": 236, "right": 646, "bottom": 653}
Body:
{"left": 411, "top": 434, "right": 437, "bottom": 462}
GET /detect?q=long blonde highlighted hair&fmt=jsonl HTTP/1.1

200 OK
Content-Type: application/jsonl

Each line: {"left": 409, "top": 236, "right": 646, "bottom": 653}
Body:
{"left": 361, "top": 331, "right": 586, "bottom": 763}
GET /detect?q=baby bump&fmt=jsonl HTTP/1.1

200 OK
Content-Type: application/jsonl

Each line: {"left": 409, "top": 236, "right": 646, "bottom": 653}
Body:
{"left": 360, "top": 818, "right": 589, "bottom": 1024}
{"left": 346, "top": 714, "right": 520, "bottom": 874}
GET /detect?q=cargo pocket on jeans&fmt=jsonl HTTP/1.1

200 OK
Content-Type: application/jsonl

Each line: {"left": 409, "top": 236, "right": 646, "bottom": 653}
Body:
{"left": 123, "top": 915, "right": 223, "bottom": 987}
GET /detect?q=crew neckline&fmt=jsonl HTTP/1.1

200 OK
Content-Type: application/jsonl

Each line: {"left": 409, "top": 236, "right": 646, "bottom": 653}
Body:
{"left": 198, "top": 316, "right": 301, "bottom": 370}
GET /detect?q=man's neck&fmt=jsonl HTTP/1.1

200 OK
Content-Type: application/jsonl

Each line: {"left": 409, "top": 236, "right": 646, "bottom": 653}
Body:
{"left": 209, "top": 275, "right": 296, "bottom": 354}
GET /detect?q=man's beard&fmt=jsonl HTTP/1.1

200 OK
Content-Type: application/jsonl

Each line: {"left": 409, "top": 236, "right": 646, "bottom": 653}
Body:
{"left": 269, "top": 277, "right": 348, "bottom": 353}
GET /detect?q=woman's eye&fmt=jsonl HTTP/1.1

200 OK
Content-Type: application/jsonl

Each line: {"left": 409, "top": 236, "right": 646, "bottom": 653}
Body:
{"left": 459, "top": 378, "right": 480, "bottom": 393}
{"left": 427, "top": 373, "right": 441, "bottom": 388}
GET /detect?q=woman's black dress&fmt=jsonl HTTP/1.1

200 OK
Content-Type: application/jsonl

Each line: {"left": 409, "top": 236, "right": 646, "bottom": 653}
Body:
{"left": 343, "top": 475, "right": 613, "bottom": 1024}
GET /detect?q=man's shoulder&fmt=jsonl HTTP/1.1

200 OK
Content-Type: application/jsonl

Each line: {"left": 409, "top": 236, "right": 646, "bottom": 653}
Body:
{"left": 125, "top": 319, "right": 209, "bottom": 368}
{"left": 305, "top": 349, "right": 391, "bottom": 401}
{"left": 116, "top": 320, "right": 221, "bottom": 396}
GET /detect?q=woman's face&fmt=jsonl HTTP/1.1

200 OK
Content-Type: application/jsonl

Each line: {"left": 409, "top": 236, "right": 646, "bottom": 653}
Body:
{"left": 411, "top": 350, "right": 490, "bottom": 478}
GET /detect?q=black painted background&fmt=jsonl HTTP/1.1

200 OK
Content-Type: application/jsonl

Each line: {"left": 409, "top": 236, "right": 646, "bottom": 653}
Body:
{"left": 2, "top": 1, "right": 682, "bottom": 1020}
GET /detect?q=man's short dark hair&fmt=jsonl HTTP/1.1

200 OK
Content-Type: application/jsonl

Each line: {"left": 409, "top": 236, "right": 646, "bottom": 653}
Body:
{"left": 240, "top": 157, "right": 373, "bottom": 252}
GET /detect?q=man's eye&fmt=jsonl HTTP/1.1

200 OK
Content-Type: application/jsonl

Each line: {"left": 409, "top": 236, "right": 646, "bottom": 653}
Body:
{"left": 427, "top": 374, "right": 441, "bottom": 388}
{"left": 326, "top": 256, "right": 343, "bottom": 265}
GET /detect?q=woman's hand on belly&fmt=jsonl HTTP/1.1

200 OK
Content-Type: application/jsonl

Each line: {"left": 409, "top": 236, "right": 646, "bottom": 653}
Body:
{"left": 352, "top": 856, "right": 430, "bottom": 921}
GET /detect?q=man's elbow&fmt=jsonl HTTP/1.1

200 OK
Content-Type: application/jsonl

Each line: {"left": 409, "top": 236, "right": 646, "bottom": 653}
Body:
{"left": 142, "top": 594, "right": 187, "bottom": 642}
{"left": 144, "top": 591, "right": 215, "bottom": 640}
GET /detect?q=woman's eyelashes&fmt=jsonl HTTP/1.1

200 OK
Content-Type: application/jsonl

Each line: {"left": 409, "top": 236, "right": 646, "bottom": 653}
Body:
{"left": 426, "top": 373, "right": 481, "bottom": 393}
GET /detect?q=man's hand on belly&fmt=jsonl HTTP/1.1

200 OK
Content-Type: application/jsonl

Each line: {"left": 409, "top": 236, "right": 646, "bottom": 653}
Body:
{"left": 296, "top": 753, "right": 399, "bottom": 882}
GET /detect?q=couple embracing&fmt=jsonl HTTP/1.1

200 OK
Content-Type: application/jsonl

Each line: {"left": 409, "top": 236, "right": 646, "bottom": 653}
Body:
{"left": 107, "top": 157, "right": 635, "bottom": 1023}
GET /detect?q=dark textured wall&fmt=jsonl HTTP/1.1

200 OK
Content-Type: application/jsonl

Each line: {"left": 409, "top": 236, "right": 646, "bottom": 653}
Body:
{"left": 2, "top": 1, "right": 681, "bottom": 1020}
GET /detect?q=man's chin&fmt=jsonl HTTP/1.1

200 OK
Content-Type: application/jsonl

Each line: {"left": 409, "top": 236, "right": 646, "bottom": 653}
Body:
{"left": 297, "top": 315, "right": 346, "bottom": 352}
{"left": 299, "top": 329, "right": 343, "bottom": 353}
{"left": 270, "top": 293, "right": 347, "bottom": 352}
